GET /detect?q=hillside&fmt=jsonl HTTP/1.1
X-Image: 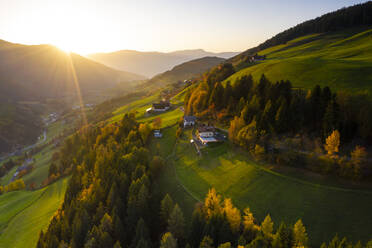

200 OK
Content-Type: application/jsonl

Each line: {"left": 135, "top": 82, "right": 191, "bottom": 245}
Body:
{"left": 146, "top": 56, "right": 225, "bottom": 88}
{"left": 88, "top": 49, "right": 239, "bottom": 77}
{"left": 0, "top": 178, "right": 68, "bottom": 248}
{"left": 0, "top": 40, "right": 145, "bottom": 102}
{"left": 225, "top": 27, "right": 372, "bottom": 94}
{"left": 0, "top": 103, "right": 43, "bottom": 154}
{"left": 223, "top": 2, "right": 372, "bottom": 94}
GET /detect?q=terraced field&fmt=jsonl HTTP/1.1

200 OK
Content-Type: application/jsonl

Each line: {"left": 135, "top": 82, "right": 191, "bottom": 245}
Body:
{"left": 0, "top": 178, "right": 69, "bottom": 248}
{"left": 226, "top": 27, "right": 372, "bottom": 94}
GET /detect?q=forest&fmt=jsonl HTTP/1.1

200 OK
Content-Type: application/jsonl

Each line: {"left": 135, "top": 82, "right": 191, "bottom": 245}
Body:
{"left": 35, "top": 113, "right": 371, "bottom": 248}
{"left": 184, "top": 64, "right": 372, "bottom": 180}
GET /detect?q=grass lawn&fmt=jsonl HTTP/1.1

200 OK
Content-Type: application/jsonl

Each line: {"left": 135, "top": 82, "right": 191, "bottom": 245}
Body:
{"left": 173, "top": 132, "right": 372, "bottom": 246}
{"left": 0, "top": 177, "right": 69, "bottom": 248}
{"left": 226, "top": 27, "right": 372, "bottom": 94}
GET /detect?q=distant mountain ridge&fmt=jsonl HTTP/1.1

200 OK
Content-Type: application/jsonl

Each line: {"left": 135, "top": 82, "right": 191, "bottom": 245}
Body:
{"left": 0, "top": 39, "right": 145, "bottom": 102}
{"left": 88, "top": 49, "right": 239, "bottom": 77}
{"left": 146, "top": 56, "right": 225, "bottom": 88}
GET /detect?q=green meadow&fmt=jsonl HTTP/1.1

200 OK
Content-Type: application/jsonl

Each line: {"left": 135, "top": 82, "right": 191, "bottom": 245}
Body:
{"left": 0, "top": 178, "right": 69, "bottom": 248}
{"left": 226, "top": 27, "right": 372, "bottom": 94}
{"left": 172, "top": 131, "right": 372, "bottom": 246}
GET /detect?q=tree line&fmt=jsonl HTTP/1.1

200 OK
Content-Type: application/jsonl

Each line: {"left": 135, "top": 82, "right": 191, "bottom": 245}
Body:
{"left": 184, "top": 65, "right": 371, "bottom": 180}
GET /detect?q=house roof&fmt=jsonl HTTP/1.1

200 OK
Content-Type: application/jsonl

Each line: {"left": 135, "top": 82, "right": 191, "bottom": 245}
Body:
{"left": 184, "top": 116, "right": 197, "bottom": 122}
{"left": 153, "top": 101, "right": 170, "bottom": 109}
{"left": 198, "top": 126, "right": 215, "bottom": 133}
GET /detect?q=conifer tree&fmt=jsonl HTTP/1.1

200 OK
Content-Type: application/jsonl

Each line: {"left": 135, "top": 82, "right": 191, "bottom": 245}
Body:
{"left": 168, "top": 204, "right": 185, "bottom": 242}
{"left": 161, "top": 194, "right": 174, "bottom": 226}
{"left": 160, "top": 232, "right": 178, "bottom": 248}
{"left": 293, "top": 219, "right": 308, "bottom": 248}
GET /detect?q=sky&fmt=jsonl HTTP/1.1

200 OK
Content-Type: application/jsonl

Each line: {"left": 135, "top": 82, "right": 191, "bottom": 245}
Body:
{"left": 0, "top": 0, "right": 367, "bottom": 54}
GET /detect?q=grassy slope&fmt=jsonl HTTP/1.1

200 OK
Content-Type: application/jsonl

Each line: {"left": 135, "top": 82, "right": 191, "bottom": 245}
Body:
{"left": 0, "top": 189, "right": 44, "bottom": 231}
{"left": 0, "top": 119, "right": 70, "bottom": 187}
{"left": 107, "top": 91, "right": 372, "bottom": 245}
{"left": 226, "top": 27, "right": 372, "bottom": 94}
{"left": 150, "top": 126, "right": 198, "bottom": 224}
{"left": 174, "top": 131, "right": 372, "bottom": 245}
{"left": 110, "top": 91, "right": 184, "bottom": 128}
{"left": 0, "top": 178, "right": 69, "bottom": 248}
{"left": 21, "top": 145, "right": 55, "bottom": 187}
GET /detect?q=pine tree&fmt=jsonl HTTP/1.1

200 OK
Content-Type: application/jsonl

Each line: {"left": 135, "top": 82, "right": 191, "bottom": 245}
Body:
{"left": 272, "top": 222, "right": 292, "bottom": 248}
{"left": 189, "top": 207, "right": 205, "bottom": 248}
{"left": 275, "top": 97, "right": 289, "bottom": 133}
{"left": 293, "top": 219, "right": 308, "bottom": 248}
{"left": 261, "top": 214, "right": 274, "bottom": 238}
{"left": 130, "top": 218, "right": 150, "bottom": 248}
{"left": 161, "top": 194, "right": 174, "bottom": 226}
{"left": 168, "top": 204, "right": 185, "bottom": 242}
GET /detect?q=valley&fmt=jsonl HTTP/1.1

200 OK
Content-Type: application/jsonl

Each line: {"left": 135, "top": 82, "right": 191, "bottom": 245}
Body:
{"left": 0, "top": 2, "right": 372, "bottom": 247}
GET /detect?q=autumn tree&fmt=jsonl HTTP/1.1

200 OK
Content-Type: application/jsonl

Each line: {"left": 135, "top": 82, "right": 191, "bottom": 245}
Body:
{"left": 204, "top": 188, "right": 222, "bottom": 218}
{"left": 272, "top": 222, "right": 292, "bottom": 248}
{"left": 228, "top": 116, "right": 245, "bottom": 144}
{"left": 324, "top": 130, "right": 340, "bottom": 157}
{"left": 351, "top": 146, "right": 367, "bottom": 166}
{"left": 261, "top": 214, "right": 274, "bottom": 238}
{"left": 139, "top": 123, "right": 152, "bottom": 144}
{"left": 222, "top": 198, "right": 241, "bottom": 234}
{"left": 293, "top": 219, "right": 308, "bottom": 248}
{"left": 160, "top": 232, "right": 178, "bottom": 248}
{"left": 153, "top": 117, "right": 162, "bottom": 129}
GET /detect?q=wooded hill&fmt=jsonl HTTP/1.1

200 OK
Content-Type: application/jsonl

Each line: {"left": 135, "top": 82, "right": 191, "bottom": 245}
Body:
{"left": 0, "top": 40, "right": 145, "bottom": 102}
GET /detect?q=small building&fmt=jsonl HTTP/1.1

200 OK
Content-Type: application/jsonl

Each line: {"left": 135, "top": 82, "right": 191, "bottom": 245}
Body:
{"left": 154, "top": 130, "right": 162, "bottom": 138}
{"left": 183, "top": 116, "right": 197, "bottom": 127}
{"left": 246, "top": 54, "right": 266, "bottom": 63}
{"left": 197, "top": 126, "right": 219, "bottom": 145}
{"left": 146, "top": 101, "right": 171, "bottom": 114}
{"left": 152, "top": 101, "right": 170, "bottom": 112}
{"left": 197, "top": 126, "right": 215, "bottom": 138}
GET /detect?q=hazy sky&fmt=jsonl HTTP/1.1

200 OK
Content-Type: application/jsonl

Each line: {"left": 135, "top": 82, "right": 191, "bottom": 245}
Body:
{"left": 0, "top": 0, "right": 366, "bottom": 54}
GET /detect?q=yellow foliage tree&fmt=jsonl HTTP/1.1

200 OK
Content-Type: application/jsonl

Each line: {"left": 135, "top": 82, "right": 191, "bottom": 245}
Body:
{"left": 351, "top": 145, "right": 367, "bottom": 166}
{"left": 324, "top": 130, "right": 340, "bottom": 157}
{"left": 261, "top": 214, "right": 274, "bottom": 237}
{"left": 139, "top": 123, "right": 152, "bottom": 144}
{"left": 222, "top": 198, "right": 241, "bottom": 233}
{"left": 228, "top": 116, "right": 245, "bottom": 144}
{"left": 243, "top": 207, "right": 256, "bottom": 232}
{"left": 204, "top": 188, "right": 222, "bottom": 218}
{"left": 293, "top": 219, "right": 308, "bottom": 248}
